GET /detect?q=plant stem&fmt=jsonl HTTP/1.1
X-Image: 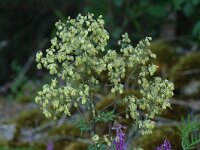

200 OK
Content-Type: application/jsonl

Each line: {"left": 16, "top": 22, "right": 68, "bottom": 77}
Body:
{"left": 89, "top": 93, "right": 96, "bottom": 135}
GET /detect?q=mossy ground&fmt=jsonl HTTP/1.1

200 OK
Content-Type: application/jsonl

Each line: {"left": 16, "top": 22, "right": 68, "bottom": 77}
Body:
{"left": 48, "top": 124, "right": 81, "bottom": 138}
{"left": 63, "top": 142, "right": 88, "bottom": 150}
{"left": 134, "top": 126, "right": 181, "bottom": 150}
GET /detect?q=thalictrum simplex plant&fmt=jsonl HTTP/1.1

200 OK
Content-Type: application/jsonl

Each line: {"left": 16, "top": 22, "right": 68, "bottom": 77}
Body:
{"left": 35, "top": 13, "right": 174, "bottom": 149}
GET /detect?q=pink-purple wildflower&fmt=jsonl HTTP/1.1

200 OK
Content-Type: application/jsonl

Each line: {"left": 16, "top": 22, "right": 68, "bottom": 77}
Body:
{"left": 112, "top": 122, "right": 127, "bottom": 150}
{"left": 47, "top": 140, "right": 54, "bottom": 150}
{"left": 156, "top": 139, "right": 172, "bottom": 150}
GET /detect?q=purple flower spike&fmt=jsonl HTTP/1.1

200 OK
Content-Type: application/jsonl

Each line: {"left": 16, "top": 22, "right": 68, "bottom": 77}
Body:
{"left": 156, "top": 139, "right": 172, "bottom": 150}
{"left": 47, "top": 140, "right": 54, "bottom": 150}
{"left": 112, "top": 122, "right": 127, "bottom": 150}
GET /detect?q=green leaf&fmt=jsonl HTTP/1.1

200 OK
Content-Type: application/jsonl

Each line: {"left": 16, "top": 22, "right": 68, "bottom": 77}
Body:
{"left": 192, "top": 0, "right": 200, "bottom": 5}
{"left": 179, "top": 116, "right": 200, "bottom": 150}
{"left": 84, "top": 0, "right": 107, "bottom": 16}
{"left": 53, "top": 10, "right": 66, "bottom": 22}
{"left": 113, "top": 0, "right": 123, "bottom": 7}
{"left": 112, "top": 27, "right": 122, "bottom": 39}
{"left": 147, "top": 5, "right": 166, "bottom": 18}
{"left": 139, "top": 0, "right": 150, "bottom": 6}
{"left": 11, "top": 60, "right": 22, "bottom": 73}
{"left": 88, "top": 144, "right": 107, "bottom": 150}
{"left": 95, "top": 111, "right": 116, "bottom": 123}
{"left": 75, "top": 118, "right": 91, "bottom": 134}
{"left": 193, "top": 20, "right": 200, "bottom": 39}
{"left": 183, "top": 2, "right": 194, "bottom": 16}
{"left": 173, "top": 0, "right": 185, "bottom": 10}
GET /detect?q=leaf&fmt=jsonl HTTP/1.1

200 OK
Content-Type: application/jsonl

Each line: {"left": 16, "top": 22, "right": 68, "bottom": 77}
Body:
{"left": 11, "top": 60, "right": 22, "bottom": 73}
{"left": 183, "top": 2, "right": 194, "bottom": 16}
{"left": 193, "top": 20, "right": 200, "bottom": 39}
{"left": 113, "top": 0, "right": 123, "bottom": 7}
{"left": 147, "top": 5, "right": 166, "bottom": 18}
{"left": 84, "top": 0, "right": 107, "bottom": 16}
{"left": 75, "top": 118, "right": 91, "bottom": 134}
{"left": 88, "top": 144, "right": 107, "bottom": 150}
{"left": 53, "top": 10, "right": 66, "bottom": 22}
{"left": 173, "top": 0, "right": 185, "bottom": 10}
{"left": 192, "top": 0, "right": 200, "bottom": 5}
{"left": 112, "top": 27, "right": 122, "bottom": 39}
{"left": 88, "top": 145, "right": 97, "bottom": 150}
{"left": 95, "top": 111, "right": 116, "bottom": 123}
{"left": 139, "top": 0, "right": 150, "bottom": 6}
{"left": 179, "top": 116, "right": 200, "bottom": 150}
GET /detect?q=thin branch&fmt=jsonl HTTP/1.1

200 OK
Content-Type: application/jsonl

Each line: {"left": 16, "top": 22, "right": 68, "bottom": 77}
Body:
{"left": 170, "top": 99, "right": 200, "bottom": 111}
{"left": 101, "top": 100, "right": 115, "bottom": 111}
{"left": 181, "top": 69, "right": 200, "bottom": 76}
{"left": 0, "top": 39, "right": 48, "bottom": 93}
{"left": 57, "top": 113, "right": 67, "bottom": 127}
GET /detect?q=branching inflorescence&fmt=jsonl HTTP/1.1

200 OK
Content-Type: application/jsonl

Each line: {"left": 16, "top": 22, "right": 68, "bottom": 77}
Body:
{"left": 35, "top": 13, "right": 174, "bottom": 149}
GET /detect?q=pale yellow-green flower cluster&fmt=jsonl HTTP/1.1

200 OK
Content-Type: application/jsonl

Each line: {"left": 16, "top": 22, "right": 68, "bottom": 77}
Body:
{"left": 136, "top": 77, "right": 174, "bottom": 135}
{"left": 91, "top": 134, "right": 112, "bottom": 147}
{"left": 35, "top": 13, "right": 174, "bottom": 136}
{"left": 104, "top": 50, "right": 125, "bottom": 94}
{"left": 35, "top": 14, "right": 110, "bottom": 118}
{"left": 120, "top": 33, "right": 174, "bottom": 134}
{"left": 92, "top": 134, "right": 100, "bottom": 144}
{"left": 35, "top": 77, "right": 92, "bottom": 118}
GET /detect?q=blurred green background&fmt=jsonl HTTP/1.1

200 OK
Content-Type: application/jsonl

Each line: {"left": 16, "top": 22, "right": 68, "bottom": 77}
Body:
{"left": 0, "top": 0, "right": 200, "bottom": 93}
{"left": 0, "top": 0, "right": 200, "bottom": 150}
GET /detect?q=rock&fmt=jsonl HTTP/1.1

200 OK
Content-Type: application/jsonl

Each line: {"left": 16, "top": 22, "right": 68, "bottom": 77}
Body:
{"left": 0, "top": 102, "right": 38, "bottom": 123}
{"left": 0, "top": 124, "right": 16, "bottom": 141}
{"left": 182, "top": 80, "right": 200, "bottom": 98}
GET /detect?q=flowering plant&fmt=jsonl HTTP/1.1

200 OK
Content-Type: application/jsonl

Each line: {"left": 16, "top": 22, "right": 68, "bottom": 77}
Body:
{"left": 112, "top": 122, "right": 127, "bottom": 150}
{"left": 35, "top": 13, "right": 174, "bottom": 149}
{"left": 156, "top": 139, "right": 172, "bottom": 150}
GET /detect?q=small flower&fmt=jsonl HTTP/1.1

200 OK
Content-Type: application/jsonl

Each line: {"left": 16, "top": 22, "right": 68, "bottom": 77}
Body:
{"left": 112, "top": 122, "right": 127, "bottom": 150}
{"left": 104, "top": 134, "right": 111, "bottom": 146}
{"left": 92, "top": 134, "right": 100, "bottom": 143}
{"left": 156, "top": 139, "right": 172, "bottom": 150}
{"left": 47, "top": 140, "right": 54, "bottom": 150}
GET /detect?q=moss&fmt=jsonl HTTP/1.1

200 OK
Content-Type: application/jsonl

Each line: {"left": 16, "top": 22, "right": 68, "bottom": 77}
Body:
{"left": 30, "top": 142, "right": 46, "bottom": 150}
{"left": 170, "top": 52, "right": 200, "bottom": 86}
{"left": 16, "top": 94, "right": 34, "bottom": 103}
{"left": 12, "top": 109, "right": 48, "bottom": 128}
{"left": 0, "top": 147, "right": 35, "bottom": 150}
{"left": 53, "top": 141, "right": 70, "bottom": 150}
{"left": 4, "top": 141, "right": 45, "bottom": 150}
{"left": 96, "top": 94, "right": 115, "bottom": 110}
{"left": 134, "top": 126, "right": 181, "bottom": 150}
{"left": 2, "top": 110, "right": 48, "bottom": 149}
{"left": 150, "top": 42, "right": 176, "bottom": 66}
{"left": 17, "top": 81, "right": 39, "bottom": 103}
{"left": 169, "top": 52, "right": 200, "bottom": 99}
{"left": 63, "top": 142, "right": 88, "bottom": 150}
{"left": 0, "top": 141, "right": 9, "bottom": 148}
{"left": 48, "top": 124, "right": 80, "bottom": 138}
